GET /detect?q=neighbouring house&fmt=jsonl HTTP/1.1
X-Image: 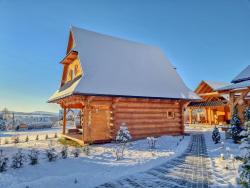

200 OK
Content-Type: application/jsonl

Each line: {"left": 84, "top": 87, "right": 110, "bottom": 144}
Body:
{"left": 48, "top": 26, "right": 199, "bottom": 145}
{"left": 217, "top": 65, "right": 250, "bottom": 123}
{"left": 187, "top": 80, "right": 231, "bottom": 125}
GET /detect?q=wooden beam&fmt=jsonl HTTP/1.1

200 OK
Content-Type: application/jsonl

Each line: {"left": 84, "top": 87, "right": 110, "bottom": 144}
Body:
{"left": 63, "top": 107, "right": 67, "bottom": 135}
{"left": 233, "top": 90, "right": 249, "bottom": 107}
{"left": 208, "top": 107, "right": 212, "bottom": 125}
{"left": 199, "top": 92, "right": 219, "bottom": 97}
{"left": 80, "top": 108, "right": 84, "bottom": 143}
{"left": 83, "top": 99, "right": 92, "bottom": 143}
{"left": 189, "top": 109, "right": 192, "bottom": 124}
{"left": 180, "top": 101, "right": 188, "bottom": 134}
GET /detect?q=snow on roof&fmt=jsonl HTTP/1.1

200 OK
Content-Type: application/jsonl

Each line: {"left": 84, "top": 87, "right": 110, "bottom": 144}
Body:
{"left": 231, "top": 65, "right": 250, "bottom": 83}
{"left": 49, "top": 26, "right": 200, "bottom": 102}
{"left": 203, "top": 80, "right": 230, "bottom": 90}
{"left": 217, "top": 80, "right": 250, "bottom": 91}
{"left": 48, "top": 76, "right": 81, "bottom": 102}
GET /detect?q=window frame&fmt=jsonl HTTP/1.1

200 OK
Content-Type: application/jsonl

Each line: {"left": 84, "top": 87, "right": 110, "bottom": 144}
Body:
{"left": 167, "top": 111, "right": 175, "bottom": 119}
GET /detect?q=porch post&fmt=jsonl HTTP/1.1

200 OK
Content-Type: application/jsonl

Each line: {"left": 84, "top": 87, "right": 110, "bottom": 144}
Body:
{"left": 189, "top": 108, "right": 192, "bottom": 124}
{"left": 63, "top": 107, "right": 67, "bottom": 135}
{"left": 205, "top": 108, "right": 208, "bottom": 124}
{"left": 81, "top": 108, "right": 85, "bottom": 142}
{"left": 211, "top": 108, "right": 214, "bottom": 124}
{"left": 208, "top": 107, "right": 212, "bottom": 125}
{"left": 180, "top": 102, "right": 186, "bottom": 134}
{"left": 229, "top": 92, "right": 234, "bottom": 119}
{"left": 83, "top": 103, "right": 91, "bottom": 143}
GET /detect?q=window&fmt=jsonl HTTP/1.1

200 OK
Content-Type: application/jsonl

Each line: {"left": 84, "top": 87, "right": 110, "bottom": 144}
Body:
{"left": 72, "top": 68, "right": 75, "bottom": 79}
{"left": 75, "top": 65, "right": 79, "bottom": 75}
{"left": 167, "top": 111, "right": 175, "bottom": 119}
{"left": 69, "top": 69, "right": 73, "bottom": 80}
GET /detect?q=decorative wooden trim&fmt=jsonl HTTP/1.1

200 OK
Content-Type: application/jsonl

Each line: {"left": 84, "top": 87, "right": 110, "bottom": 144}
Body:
{"left": 199, "top": 91, "right": 219, "bottom": 97}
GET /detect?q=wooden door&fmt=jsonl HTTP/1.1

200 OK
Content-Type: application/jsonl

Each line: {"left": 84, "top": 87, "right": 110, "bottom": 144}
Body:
{"left": 90, "top": 108, "right": 111, "bottom": 143}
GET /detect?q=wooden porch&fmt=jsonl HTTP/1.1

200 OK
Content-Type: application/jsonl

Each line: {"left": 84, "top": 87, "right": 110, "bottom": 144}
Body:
{"left": 61, "top": 133, "right": 84, "bottom": 145}
{"left": 59, "top": 95, "right": 113, "bottom": 145}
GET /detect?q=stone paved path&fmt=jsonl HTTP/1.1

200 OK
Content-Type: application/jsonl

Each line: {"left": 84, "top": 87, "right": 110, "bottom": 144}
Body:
{"left": 97, "top": 134, "right": 212, "bottom": 188}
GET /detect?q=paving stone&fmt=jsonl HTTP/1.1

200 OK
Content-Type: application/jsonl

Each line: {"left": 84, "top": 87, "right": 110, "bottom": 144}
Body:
{"left": 96, "top": 134, "right": 213, "bottom": 188}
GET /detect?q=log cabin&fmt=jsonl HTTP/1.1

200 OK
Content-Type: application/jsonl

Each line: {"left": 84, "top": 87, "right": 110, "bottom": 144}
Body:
{"left": 48, "top": 26, "right": 199, "bottom": 145}
{"left": 217, "top": 65, "right": 250, "bottom": 123}
{"left": 187, "top": 80, "right": 231, "bottom": 125}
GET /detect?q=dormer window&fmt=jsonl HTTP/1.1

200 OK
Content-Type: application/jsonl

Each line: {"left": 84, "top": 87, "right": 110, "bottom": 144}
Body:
{"left": 69, "top": 69, "right": 73, "bottom": 80}
{"left": 72, "top": 69, "right": 75, "bottom": 79}
{"left": 75, "top": 65, "right": 79, "bottom": 76}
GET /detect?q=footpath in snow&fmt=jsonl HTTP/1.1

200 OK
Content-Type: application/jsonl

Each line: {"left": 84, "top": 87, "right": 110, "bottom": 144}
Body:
{"left": 187, "top": 126, "right": 242, "bottom": 187}
{"left": 97, "top": 134, "right": 212, "bottom": 188}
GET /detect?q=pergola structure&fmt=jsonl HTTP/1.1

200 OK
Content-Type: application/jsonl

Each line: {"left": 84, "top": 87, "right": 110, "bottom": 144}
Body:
{"left": 188, "top": 80, "right": 231, "bottom": 125}
{"left": 217, "top": 65, "right": 250, "bottom": 122}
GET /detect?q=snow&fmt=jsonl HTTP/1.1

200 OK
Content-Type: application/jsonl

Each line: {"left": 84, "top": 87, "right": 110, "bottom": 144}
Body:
{"left": 195, "top": 127, "right": 242, "bottom": 187}
{"left": 185, "top": 126, "right": 243, "bottom": 187}
{"left": 49, "top": 26, "right": 200, "bottom": 102}
{"left": 0, "top": 126, "right": 245, "bottom": 187}
{"left": 0, "top": 132, "right": 190, "bottom": 188}
{"left": 231, "top": 65, "right": 250, "bottom": 83}
{"left": 0, "top": 128, "right": 60, "bottom": 138}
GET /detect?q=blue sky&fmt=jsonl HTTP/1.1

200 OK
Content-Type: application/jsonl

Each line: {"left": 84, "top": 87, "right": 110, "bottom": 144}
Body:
{"left": 0, "top": 0, "right": 249, "bottom": 112}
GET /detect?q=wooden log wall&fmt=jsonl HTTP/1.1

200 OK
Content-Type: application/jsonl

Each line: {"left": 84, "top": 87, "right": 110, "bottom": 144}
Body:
{"left": 112, "top": 98, "right": 183, "bottom": 140}
{"left": 59, "top": 96, "right": 185, "bottom": 143}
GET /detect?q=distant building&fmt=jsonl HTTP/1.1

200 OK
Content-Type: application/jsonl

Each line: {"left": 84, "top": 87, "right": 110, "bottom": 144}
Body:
{"left": 1, "top": 111, "right": 59, "bottom": 130}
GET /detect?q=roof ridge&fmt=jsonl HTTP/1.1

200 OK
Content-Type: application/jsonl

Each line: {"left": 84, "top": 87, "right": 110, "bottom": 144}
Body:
{"left": 70, "top": 25, "right": 161, "bottom": 51}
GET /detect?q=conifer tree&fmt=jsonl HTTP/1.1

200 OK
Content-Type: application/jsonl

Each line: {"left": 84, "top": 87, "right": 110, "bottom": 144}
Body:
{"left": 212, "top": 127, "right": 221, "bottom": 144}
{"left": 230, "top": 107, "right": 242, "bottom": 143}
{"left": 239, "top": 107, "right": 250, "bottom": 187}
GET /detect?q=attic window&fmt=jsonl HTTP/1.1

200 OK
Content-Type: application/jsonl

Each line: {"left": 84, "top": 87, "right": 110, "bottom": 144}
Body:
{"left": 167, "top": 111, "right": 175, "bottom": 119}
{"left": 72, "top": 69, "right": 75, "bottom": 79}
{"left": 69, "top": 69, "right": 73, "bottom": 80}
{"left": 75, "top": 65, "right": 79, "bottom": 75}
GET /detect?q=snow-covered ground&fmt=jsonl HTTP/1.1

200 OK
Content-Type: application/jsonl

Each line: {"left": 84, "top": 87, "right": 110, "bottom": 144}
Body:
{"left": 205, "top": 130, "right": 242, "bottom": 187}
{"left": 0, "top": 133, "right": 190, "bottom": 188}
{"left": 0, "top": 128, "right": 60, "bottom": 145}
{"left": 0, "top": 126, "right": 244, "bottom": 188}
{"left": 186, "top": 126, "right": 242, "bottom": 187}
{"left": 0, "top": 128, "right": 60, "bottom": 138}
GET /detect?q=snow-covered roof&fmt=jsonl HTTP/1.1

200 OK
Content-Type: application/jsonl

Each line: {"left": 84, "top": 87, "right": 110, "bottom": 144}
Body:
{"left": 216, "top": 65, "right": 250, "bottom": 91}
{"left": 49, "top": 26, "right": 200, "bottom": 102}
{"left": 232, "top": 65, "right": 250, "bottom": 83}
{"left": 217, "top": 80, "right": 250, "bottom": 91}
{"left": 203, "top": 80, "right": 230, "bottom": 90}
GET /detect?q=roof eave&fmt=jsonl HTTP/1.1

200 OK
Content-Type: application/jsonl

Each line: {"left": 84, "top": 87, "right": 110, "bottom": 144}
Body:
{"left": 231, "top": 78, "right": 250, "bottom": 84}
{"left": 49, "top": 91, "right": 200, "bottom": 102}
